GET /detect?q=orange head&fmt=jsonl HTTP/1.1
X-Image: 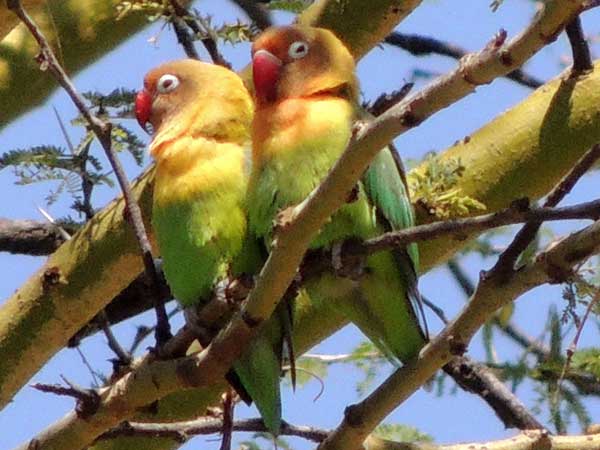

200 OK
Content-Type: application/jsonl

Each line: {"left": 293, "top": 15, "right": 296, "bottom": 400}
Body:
{"left": 251, "top": 25, "right": 358, "bottom": 105}
{"left": 134, "top": 59, "right": 253, "bottom": 157}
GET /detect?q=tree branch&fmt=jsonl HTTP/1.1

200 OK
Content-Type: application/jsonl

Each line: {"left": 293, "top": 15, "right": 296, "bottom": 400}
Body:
{"left": 492, "top": 143, "right": 600, "bottom": 277}
{"left": 565, "top": 15, "right": 592, "bottom": 73}
{"left": 230, "top": 0, "right": 272, "bottom": 31}
{"left": 170, "top": 15, "right": 200, "bottom": 60}
{"left": 100, "top": 417, "right": 327, "bottom": 443}
{"left": 442, "top": 357, "right": 544, "bottom": 430}
{"left": 0, "top": 218, "right": 71, "bottom": 255}
{"left": 99, "top": 419, "right": 600, "bottom": 450}
{"left": 384, "top": 32, "right": 544, "bottom": 89}
{"left": 98, "top": 419, "right": 600, "bottom": 450}
{"left": 361, "top": 198, "right": 600, "bottom": 257}
{"left": 169, "top": 0, "right": 229, "bottom": 67}
{"left": 7, "top": 0, "right": 171, "bottom": 345}
{"left": 317, "top": 217, "right": 600, "bottom": 450}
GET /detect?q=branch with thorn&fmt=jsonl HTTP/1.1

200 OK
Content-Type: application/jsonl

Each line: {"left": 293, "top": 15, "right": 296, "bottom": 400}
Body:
{"left": 6, "top": 0, "right": 171, "bottom": 346}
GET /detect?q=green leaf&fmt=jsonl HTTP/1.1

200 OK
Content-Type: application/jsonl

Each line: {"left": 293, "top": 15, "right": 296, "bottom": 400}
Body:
{"left": 408, "top": 153, "right": 486, "bottom": 220}
{"left": 549, "top": 307, "right": 562, "bottom": 359}
{"left": 571, "top": 348, "right": 600, "bottom": 378}
{"left": 111, "top": 124, "right": 145, "bottom": 165}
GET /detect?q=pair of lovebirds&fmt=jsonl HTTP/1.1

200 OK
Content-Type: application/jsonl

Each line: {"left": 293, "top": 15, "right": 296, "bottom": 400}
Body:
{"left": 135, "top": 25, "right": 426, "bottom": 434}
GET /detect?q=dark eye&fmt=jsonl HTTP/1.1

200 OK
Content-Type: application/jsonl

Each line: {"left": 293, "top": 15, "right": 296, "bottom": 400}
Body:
{"left": 288, "top": 41, "right": 309, "bottom": 59}
{"left": 157, "top": 74, "right": 180, "bottom": 94}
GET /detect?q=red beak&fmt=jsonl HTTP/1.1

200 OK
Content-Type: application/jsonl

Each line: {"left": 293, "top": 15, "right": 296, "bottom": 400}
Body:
{"left": 134, "top": 89, "right": 153, "bottom": 131}
{"left": 252, "top": 49, "right": 282, "bottom": 104}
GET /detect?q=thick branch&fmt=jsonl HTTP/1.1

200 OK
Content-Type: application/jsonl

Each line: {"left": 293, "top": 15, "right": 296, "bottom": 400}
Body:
{"left": 362, "top": 430, "right": 600, "bottom": 450}
{"left": 443, "top": 357, "right": 544, "bottom": 430}
{"left": 0, "top": 218, "right": 69, "bottom": 255}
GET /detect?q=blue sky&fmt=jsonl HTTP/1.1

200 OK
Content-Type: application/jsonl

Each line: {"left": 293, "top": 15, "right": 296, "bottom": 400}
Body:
{"left": 1, "top": 1, "right": 600, "bottom": 449}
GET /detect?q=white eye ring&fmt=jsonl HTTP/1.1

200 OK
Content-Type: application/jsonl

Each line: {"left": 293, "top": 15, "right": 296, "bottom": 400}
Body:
{"left": 288, "top": 41, "right": 309, "bottom": 60}
{"left": 156, "top": 74, "right": 180, "bottom": 94}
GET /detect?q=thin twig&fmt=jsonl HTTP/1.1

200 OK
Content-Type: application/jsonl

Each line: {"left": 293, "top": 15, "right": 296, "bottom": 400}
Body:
{"left": 361, "top": 197, "right": 600, "bottom": 257}
{"left": 220, "top": 390, "right": 234, "bottom": 450}
{"left": 100, "top": 418, "right": 328, "bottom": 443}
{"left": 554, "top": 285, "right": 600, "bottom": 404}
{"left": 33, "top": 377, "right": 100, "bottom": 417}
{"left": 565, "top": 16, "right": 593, "bottom": 73}
{"left": 422, "top": 295, "right": 449, "bottom": 324}
{"left": 98, "top": 311, "right": 132, "bottom": 366}
{"left": 53, "top": 107, "right": 95, "bottom": 219}
{"left": 32, "top": 381, "right": 89, "bottom": 401}
{"left": 75, "top": 347, "right": 102, "bottom": 388}
{"left": 492, "top": 144, "right": 600, "bottom": 277}
{"left": 7, "top": 0, "right": 172, "bottom": 346}
{"left": 384, "top": 32, "right": 544, "bottom": 89}
{"left": 169, "top": 0, "right": 230, "bottom": 67}
{"left": 54, "top": 106, "right": 97, "bottom": 221}
{"left": 171, "top": 17, "right": 200, "bottom": 59}
{"left": 37, "top": 205, "right": 72, "bottom": 243}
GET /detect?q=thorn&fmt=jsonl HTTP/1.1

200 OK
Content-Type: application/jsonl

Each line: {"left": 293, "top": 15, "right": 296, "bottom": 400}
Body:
{"left": 36, "top": 205, "right": 71, "bottom": 241}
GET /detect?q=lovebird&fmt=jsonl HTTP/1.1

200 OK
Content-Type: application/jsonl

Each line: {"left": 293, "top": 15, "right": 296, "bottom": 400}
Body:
{"left": 135, "top": 59, "right": 282, "bottom": 433}
{"left": 248, "top": 26, "right": 427, "bottom": 366}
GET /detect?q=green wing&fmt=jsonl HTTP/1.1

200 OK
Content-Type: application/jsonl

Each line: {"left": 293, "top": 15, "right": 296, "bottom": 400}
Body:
{"left": 362, "top": 143, "right": 428, "bottom": 339}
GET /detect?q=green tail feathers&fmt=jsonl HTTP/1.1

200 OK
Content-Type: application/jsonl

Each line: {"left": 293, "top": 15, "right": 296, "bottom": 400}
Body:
{"left": 234, "top": 334, "right": 283, "bottom": 434}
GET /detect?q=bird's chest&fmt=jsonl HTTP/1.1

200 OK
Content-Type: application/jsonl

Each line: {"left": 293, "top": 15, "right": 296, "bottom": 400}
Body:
{"left": 250, "top": 98, "right": 376, "bottom": 244}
